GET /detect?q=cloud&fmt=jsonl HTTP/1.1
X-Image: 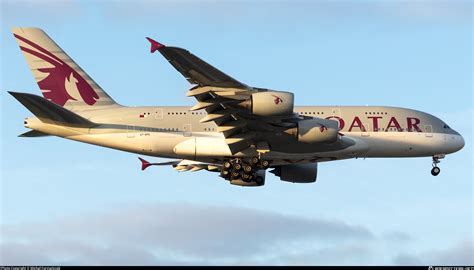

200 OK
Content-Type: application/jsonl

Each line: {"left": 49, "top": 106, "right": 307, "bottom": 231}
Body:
{"left": 278, "top": 244, "right": 375, "bottom": 266}
{"left": 393, "top": 254, "right": 423, "bottom": 266}
{"left": 384, "top": 231, "right": 414, "bottom": 242}
{"left": 1, "top": 202, "right": 470, "bottom": 266}
{"left": 393, "top": 240, "right": 474, "bottom": 266}
{"left": 0, "top": 203, "right": 374, "bottom": 265}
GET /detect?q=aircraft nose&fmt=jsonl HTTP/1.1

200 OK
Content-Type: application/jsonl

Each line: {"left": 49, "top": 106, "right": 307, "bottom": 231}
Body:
{"left": 458, "top": 134, "right": 465, "bottom": 150}
{"left": 450, "top": 133, "right": 465, "bottom": 153}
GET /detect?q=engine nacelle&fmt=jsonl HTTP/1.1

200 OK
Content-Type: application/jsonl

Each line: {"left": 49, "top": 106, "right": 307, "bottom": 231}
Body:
{"left": 286, "top": 118, "right": 339, "bottom": 144}
{"left": 271, "top": 163, "right": 318, "bottom": 183}
{"left": 245, "top": 91, "right": 294, "bottom": 116}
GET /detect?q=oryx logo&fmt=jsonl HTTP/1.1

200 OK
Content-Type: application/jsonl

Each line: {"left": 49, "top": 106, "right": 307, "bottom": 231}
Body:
{"left": 272, "top": 94, "right": 283, "bottom": 105}
{"left": 319, "top": 125, "right": 328, "bottom": 132}
{"left": 14, "top": 34, "right": 99, "bottom": 106}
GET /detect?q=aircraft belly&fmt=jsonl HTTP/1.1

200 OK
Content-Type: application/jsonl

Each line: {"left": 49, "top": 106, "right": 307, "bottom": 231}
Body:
{"left": 264, "top": 136, "right": 369, "bottom": 161}
{"left": 363, "top": 132, "right": 448, "bottom": 157}
{"left": 65, "top": 128, "right": 454, "bottom": 161}
{"left": 173, "top": 136, "right": 233, "bottom": 159}
{"left": 67, "top": 131, "right": 185, "bottom": 158}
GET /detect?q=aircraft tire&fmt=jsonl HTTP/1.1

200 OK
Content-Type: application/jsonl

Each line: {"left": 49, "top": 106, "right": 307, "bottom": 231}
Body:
{"left": 431, "top": 166, "right": 440, "bottom": 176}
{"left": 233, "top": 163, "right": 242, "bottom": 170}
{"left": 255, "top": 176, "right": 264, "bottom": 185}
{"left": 251, "top": 156, "right": 259, "bottom": 165}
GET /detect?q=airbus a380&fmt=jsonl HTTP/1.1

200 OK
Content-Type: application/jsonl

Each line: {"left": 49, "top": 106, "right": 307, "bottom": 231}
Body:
{"left": 9, "top": 27, "right": 464, "bottom": 187}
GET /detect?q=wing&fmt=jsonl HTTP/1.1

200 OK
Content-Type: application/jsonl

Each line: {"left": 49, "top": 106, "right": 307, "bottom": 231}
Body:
{"left": 147, "top": 38, "right": 299, "bottom": 154}
{"left": 146, "top": 37, "right": 247, "bottom": 88}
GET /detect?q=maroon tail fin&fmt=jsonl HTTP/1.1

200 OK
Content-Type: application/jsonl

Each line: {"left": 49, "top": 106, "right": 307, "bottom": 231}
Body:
{"left": 138, "top": 157, "right": 152, "bottom": 171}
{"left": 12, "top": 27, "right": 118, "bottom": 109}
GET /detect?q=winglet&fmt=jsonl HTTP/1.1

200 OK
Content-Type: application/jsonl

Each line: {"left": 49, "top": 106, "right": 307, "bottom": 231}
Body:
{"left": 138, "top": 157, "right": 152, "bottom": 171}
{"left": 146, "top": 37, "right": 164, "bottom": 53}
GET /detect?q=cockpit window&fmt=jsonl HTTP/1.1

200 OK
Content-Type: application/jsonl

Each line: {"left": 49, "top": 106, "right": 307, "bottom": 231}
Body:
{"left": 443, "top": 124, "right": 451, "bottom": 129}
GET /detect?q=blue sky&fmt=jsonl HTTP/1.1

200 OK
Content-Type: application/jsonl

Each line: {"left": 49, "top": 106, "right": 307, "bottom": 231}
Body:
{"left": 1, "top": 0, "right": 472, "bottom": 265}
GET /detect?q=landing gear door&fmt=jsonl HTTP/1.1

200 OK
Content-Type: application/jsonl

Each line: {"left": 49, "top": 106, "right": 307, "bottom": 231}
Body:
{"left": 424, "top": 125, "right": 433, "bottom": 137}
{"left": 331, "top": 108, "right": 341, "bottom": 119}
{"left": 362, "top": 122, "right": 370, "bottom": 137}
{"left": 127, "top": 125, "right": 135, "bottom": 138}
{"left": 331, "top": 107, "right": 343, "bottom": 129}
{"left": 155, "top": 108, "right": 163, "bottom": 120}
{"left": 183, "top": 124, "right": 192, "bottom": 137}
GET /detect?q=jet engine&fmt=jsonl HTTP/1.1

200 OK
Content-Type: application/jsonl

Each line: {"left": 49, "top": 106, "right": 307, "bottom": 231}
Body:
{"left": 285, "top": 118, "right": 339, "bottom": 144}
{"left": 240, "top": 91, "right": 294, "bottom": 116}
{"left": 271, "top": 163, "right": 318, "bottom": 183}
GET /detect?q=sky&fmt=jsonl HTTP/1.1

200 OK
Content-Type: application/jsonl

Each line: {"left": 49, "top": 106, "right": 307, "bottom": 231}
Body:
{"left": 0, "top": 0, "right": 473, "bottom": 266}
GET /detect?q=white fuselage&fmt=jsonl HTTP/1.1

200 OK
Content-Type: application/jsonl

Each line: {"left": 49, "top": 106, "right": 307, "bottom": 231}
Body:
{"left": 24, "top": 105, "right": 465, "bottom": 166}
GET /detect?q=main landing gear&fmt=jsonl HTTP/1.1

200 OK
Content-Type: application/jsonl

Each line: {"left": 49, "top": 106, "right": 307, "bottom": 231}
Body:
{"left": 431, "top": 155, "right": 444, "bottom": 176}
{"left": 220, "top": 157, "right": 270, "bottom": 184}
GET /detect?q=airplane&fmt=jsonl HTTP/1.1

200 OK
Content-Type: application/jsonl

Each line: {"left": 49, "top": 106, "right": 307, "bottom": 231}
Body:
{"left": 9, "top": 27, "right": 465, "bottom": 187}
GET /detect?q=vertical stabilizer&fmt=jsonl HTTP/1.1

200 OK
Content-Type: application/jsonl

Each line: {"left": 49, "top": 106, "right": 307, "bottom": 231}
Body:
{"left": 12, "top": 27, "right": 120, "bottom": 111}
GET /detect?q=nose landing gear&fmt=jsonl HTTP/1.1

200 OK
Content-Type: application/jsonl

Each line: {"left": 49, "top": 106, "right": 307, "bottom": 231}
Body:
{"left": 431, "top": 166, "right": 440, "bottom": 176}
{"left": 431, "top": 155, "right": 444, "bottom": 176}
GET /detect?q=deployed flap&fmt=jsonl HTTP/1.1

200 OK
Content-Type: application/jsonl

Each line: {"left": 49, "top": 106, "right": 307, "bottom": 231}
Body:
{"left": 146, "top": 37, "right": 247, "bottom": 88}
{"left": 9, "top": 91, "right": 96, "bottom": 127}
{"left": 138, "top": 157, "right": 220, "bottom": 172}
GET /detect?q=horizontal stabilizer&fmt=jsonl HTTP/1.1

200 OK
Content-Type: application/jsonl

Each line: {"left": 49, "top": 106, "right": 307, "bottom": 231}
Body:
{"left": 19, "top": 130, "right": 50, "bottom": 137}
{"left": 9, "top": 91, "right": 96, "bottom": 127}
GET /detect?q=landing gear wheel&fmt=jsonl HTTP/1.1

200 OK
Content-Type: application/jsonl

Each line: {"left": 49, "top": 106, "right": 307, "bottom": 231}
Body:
{"left": 251, "top": 156, "right": 260, "bottom": 165}
{"left": 244, "top": 165, "right": 253, "bottom": 173}
{"left": 242, "top": 173, "right": 251, "bottom": 182}
{"left": 255, "top": 176, "right": 264, "bottom": 185}
{"left": 231, "top": 170, "right": 240, "bottom": 179}
{"left": 260, "top": 160, "right": 270, "bottom": 169}
{"left": 223, "top": 161, "right": 232, "bottom": 169}
{"left": 431, "top": 155, "right": 443, "bottom": 176}
{"left": 233, "top": 163, "right": 242, "bottom": 171}
{"left": 431, "top": 166, "right": 440, "bottom": 176}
